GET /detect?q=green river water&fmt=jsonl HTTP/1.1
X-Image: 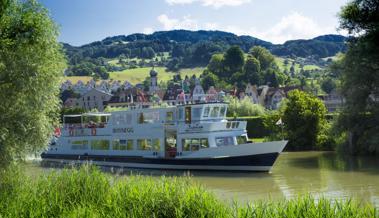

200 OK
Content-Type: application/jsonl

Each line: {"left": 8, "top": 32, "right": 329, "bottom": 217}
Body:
{"left": 25, "top": 151, "right": 379, "bottom": 207}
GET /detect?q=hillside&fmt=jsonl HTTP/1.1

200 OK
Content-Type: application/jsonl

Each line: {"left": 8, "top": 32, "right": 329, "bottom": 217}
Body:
{"left": 62, "top": 30, "right": 346, "bottom": 80}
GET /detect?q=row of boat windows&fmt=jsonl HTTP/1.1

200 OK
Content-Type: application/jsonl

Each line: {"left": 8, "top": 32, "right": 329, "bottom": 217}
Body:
{"left": 70, "top": 135, "right": 247, "bottom": 152}
{"left": 71, "top": 139, "right": 160, "bottom": 151}
{"left": 111, "top": 105, "right": 226, "bottom": 125}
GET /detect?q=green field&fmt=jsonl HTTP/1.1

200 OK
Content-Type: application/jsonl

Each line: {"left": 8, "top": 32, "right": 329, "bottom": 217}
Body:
{"left": 275, "top": 57, "right": 321, "bottom": 72}
{"left": 109, "top": 67, "right": 204, "bottom": 84}
{"left": 62, "top": 76, "right": 93, "bottom": 83}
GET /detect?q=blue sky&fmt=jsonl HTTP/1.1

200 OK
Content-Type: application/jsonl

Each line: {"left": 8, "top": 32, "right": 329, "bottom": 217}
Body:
{"left": 40, "top": 0, "right": 349, "bottom": 46}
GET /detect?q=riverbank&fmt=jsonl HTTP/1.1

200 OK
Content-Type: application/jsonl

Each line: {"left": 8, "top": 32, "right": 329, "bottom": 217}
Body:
{"left": 0, "top": 165, "right": 377, "bottom": 218}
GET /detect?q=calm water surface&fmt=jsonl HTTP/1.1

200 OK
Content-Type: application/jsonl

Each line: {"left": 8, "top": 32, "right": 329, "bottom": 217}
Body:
{"left": 26, "top": 152, "right": 379, "bottom": 207}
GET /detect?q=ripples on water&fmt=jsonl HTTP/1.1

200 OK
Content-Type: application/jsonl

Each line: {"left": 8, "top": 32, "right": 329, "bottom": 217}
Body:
{"left": 26, "top": 151, "right": 379, "bottom": 207}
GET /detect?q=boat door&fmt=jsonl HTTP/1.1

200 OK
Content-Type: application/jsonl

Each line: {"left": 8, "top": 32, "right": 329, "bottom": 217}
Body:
{"left": 164, "top": 130, "right": 177, "bottom": 158}
{"left": 185, "top": 106, "right": 191, "bottom": 124}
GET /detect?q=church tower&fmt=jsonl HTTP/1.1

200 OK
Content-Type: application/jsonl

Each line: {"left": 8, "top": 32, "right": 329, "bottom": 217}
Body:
{"left": 149, "top": 67, "right": 159, "bottom": 93}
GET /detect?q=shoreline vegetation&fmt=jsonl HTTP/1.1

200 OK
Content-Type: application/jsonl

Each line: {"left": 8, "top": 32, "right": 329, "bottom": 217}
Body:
{"left": 0, "top": 165, "right": 377, "bottom": 218}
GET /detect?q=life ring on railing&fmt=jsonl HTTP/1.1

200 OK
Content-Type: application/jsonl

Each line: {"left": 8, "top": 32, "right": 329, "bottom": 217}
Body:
{"left": 69, "top": 128, "right": 74, "bottom": 136}
{"left": 91, "top": 128, "right": 97, "bottom": 136}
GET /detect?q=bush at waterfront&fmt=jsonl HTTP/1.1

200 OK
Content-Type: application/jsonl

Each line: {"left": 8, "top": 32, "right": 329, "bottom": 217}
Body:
{"left": 0, "top": 165, "right": 377, "bottom": 218}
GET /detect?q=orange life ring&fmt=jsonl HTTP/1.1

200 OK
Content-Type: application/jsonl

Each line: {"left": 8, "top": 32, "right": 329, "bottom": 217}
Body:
{"left": 91, "top": 128, "right": 97, "bottom": 136}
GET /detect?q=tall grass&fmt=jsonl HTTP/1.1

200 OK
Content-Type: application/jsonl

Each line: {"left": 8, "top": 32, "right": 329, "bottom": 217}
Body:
{"left": 0, "top": 165, "right": 377, "bottom": 218}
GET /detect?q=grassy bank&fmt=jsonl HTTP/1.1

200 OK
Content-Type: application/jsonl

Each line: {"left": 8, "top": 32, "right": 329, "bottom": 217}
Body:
{"left": 0, "top": 165, "right": 377, "bottom": 218}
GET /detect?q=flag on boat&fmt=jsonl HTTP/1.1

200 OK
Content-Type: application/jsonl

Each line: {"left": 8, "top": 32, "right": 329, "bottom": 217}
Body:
{"left": 276, "top": 118, "right": 283, "bottom": 125}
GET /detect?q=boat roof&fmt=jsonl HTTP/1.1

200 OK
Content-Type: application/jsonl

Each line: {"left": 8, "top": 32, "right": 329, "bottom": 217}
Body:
{"left": 64, "top": 112, "right": 111, "bottom": 118}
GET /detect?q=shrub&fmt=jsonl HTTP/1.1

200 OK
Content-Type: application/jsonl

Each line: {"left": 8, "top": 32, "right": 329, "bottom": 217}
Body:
{"left": 0, "top": 165, "right": 377, "bottom": 218}
{"left": 226, "top": 96, "right": 266, "bottom": 117}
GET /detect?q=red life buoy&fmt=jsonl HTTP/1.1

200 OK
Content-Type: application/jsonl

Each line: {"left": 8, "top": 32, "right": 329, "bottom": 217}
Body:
{"left": 91, "top": 128, "right": 97, "bottom": 136}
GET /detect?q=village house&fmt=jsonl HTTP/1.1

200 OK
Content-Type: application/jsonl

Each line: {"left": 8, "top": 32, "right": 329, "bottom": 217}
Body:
{"left": 63, "top": 98, "right": 78, "bottom": 108}
{"left": 60, "top": 80, "right": 73, "bottom": 91}
{"left": 191, "top": 79, "right": 205, "bottom": 102}
{"left": 77, "top": 88, "right": 112, "bottom": 111}
{"left": 264, "top": 88, "right": 286, "bottom": 110}
{"left": 72, "top": 80, "right": 90, "bottom": 96}
{"left": 106, "top": 87, "right": 149, "bottom": 108}
{"left": 244, "top": 83, "right": 259, "bottom": 104}
{"left": 318, "top": 90, "right": 345, "bottom": 112}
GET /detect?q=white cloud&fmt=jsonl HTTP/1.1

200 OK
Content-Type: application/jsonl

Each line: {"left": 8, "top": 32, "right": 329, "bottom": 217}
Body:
{"left": 165, "top": 0, "right": 251, "bottom": 8}
{"left": 156, "top": 12, "right": 339, "bottom": 43}
{"left": 250, "top": 12, "right": 335, "bottom": 43}
{"left": 143, "top": 27, "right": 154, "bottom": 34}
{"left": 220, "top": 12, "right": 337, "bottom": 43}
{"left": 157, "top": 14, "right": 218, "bottom": 30}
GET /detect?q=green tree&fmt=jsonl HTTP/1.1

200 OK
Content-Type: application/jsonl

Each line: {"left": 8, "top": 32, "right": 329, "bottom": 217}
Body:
{"left": 207, "top": 53, "right": 224, "bottom": 75}
{"left": 0, "top": 0, "right": 66, "bottom": 166}
{"left": 248, "top": 46, "right": 275, "bottom": 71}
{"left": 321, "top": 77, "right": 337, "bottom": 94}
{"left": 337, "top": 0, "right": 379, "bottom": 154}
{"left": 201, "top": 70, "right": 219, "bottom": 91}
{"left": 283, "top": 90, "right": 327, "bottom": 150}
{"left": 244, "top": 57, "right": 262, "bottom": 85}
{"left": 223, "top": 46, "right": 245, "bottom": 77}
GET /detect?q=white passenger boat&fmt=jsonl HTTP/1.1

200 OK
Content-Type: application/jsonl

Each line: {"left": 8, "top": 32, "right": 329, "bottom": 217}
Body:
{"left": 42, "top": 102, "right": 287, "bottom": 172}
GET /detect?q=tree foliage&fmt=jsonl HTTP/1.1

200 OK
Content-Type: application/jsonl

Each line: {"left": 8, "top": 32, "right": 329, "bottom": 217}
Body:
{"left": 282, "top": 90, "right": 327, "bottom": 150}
{"left": 337, "top": 0, "right": 379, "bottom": 154}
{"left": 0, "top": 0, "right": 66, "bottom": 166}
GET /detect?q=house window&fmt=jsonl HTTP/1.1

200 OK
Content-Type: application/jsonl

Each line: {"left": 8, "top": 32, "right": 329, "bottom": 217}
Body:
{"left": 87, "top": 96, "right": 90, "bottom": 101}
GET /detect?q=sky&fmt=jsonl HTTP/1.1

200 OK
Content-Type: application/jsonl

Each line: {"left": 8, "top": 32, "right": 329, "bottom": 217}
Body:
{"left": 39, "top": 0, "right": 350, "bottom": 46}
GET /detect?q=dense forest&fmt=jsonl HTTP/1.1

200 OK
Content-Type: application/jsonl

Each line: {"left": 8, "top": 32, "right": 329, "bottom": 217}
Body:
{"left": 63, "top": 30, "right": 347, "bottom": 79}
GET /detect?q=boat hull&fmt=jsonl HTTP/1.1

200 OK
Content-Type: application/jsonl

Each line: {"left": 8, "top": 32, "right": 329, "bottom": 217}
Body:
{"left": 41, "top": 140, "right": 287, "bottom": 172}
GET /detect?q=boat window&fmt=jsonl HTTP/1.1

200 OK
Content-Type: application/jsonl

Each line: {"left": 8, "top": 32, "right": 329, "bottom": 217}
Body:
{"left": 210, "top": 107, "right": 219, "bottom": 118}
{"left": 215, "top": 137, "right": 234, "bottom": 146}
{"left": 166, "top": 111, "right": 174, "bottom": 121}
{"left": 200, "top": 138, "right": 209, "bottom": 149}
{"left": 127, "top": 140, "right": 134, "bottom": 150}
{"left": 220, "top": 106, "right": 226, "bottom": 117}
{"left": 144, "top": 112, "right": 159, "bottom": 123}
{"left": 152, "top": 139, "right": 160, "bottom": 151}
{"left": 192, "top": 108, "right": 201, "bottom": 120}
{"left": 71, "top": 140, "right": 88, "bottom": 150}
{"left": 237, "top": 135, "right": 248, "bottom": 145}
{"left": 182, "top": 139, "right": 191, "bottom": 151}
{"left": 203, "top": 107, "right": 210, "bottom": 118}
{"left": 91, "top": 140, "right": 110, "bottom": 150}
{"left": 182, "top": 138, "right": 208, "bottom": 151}
{"left": 113, "top": 139, "right": 127, "bottom": 150}
{"left": 137, "top": 139, "right": 152, "bottom": 150}
{"left": 138, "top": 113, "right": 145, "bottom": 124}
{"left": 191, "top": 144, "right": 200, "bottom": 151}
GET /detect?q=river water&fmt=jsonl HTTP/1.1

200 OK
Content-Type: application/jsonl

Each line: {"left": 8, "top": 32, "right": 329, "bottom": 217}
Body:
{"left": 25, "top": 151, "right": 379, "bottom": 207}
